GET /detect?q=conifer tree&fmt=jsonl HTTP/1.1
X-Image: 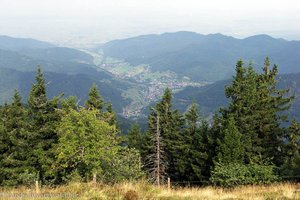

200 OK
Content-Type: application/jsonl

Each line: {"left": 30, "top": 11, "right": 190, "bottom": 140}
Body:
{"left": 61, "top": 96, "right": 78, "bottom": 111}
{"left": 85, "top": 84, "right": 117, "bottom": 127}
{"left": 85, "top": 83, "right": 104, "bottom": 111}
{"left": 214, "top": 117, "right": 245, "bottom": 164}
{"left": 147, "top": 88, "right": 184, "bottom": 181}
{"left": 127, "top": 123, "right": 142, "bottom": 150}
{"left": 222, "top": 58, "right": 293, "bottom": 165}
{"left": 281, "top": 119, "right": 300, "bottom": 177}
{"left": 198, "top": 120, "right": 214, "bottom": 182}
{"left": 0, "top": 91, "right": 32, "bottom": 186}
{"left": 0, "top": 103, "right": 11, "bottom": 185}
{"left": 180, "top": 103, "right": 208, "bottom": 182}
{"left": 223, "top": 61, "right": 259, "bottom": 161}
{"left": 27, "top": 66, "right": 60, "bottom": 182}
{"left": 106, "top": 102, "right": 118, "bottom": 126}
{"left": 139, "top": 130, "right": 153, "bottom": 167}
{"left": 255, "top": 58, "right": 293, "bottom": 165}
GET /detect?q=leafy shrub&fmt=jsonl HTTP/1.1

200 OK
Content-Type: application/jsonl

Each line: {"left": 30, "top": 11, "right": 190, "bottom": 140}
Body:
{"left": 210, "top": 162, "right": 278, "bottom": 187}
{"left": 247, "top": 163, "right": 279, "bottom": 184}
{"left": 2, "top": 169, "right": 37, "bottom": 187}
{"left": 101, "top": 147, "right": 144, "bottom": 183}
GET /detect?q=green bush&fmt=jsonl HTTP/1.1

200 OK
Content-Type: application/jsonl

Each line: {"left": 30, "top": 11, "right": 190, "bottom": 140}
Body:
{"left": 210, "top": 162, "right": 278, "bottom": 187}
{"left": 101, "top": 147, "right": 144, "bottom": 183}
{"left": 2, "top": 169, "right": 37, "bottom": 187}
{"left": 248, "top": 163, "right": 279, "bottom": 184}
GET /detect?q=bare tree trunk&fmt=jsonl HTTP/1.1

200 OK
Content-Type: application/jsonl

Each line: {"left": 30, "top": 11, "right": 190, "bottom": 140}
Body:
{"left": 148, "top": 109, "right": 167, "bottom": 186}
{"left": 93, "top": 172, "right": 97, "bottom": 184}
{"left": 35, "top": 180, "right": 40, "bottom": 193}
{"left": 156, "top": 115, "right": 160, "bottom": 186}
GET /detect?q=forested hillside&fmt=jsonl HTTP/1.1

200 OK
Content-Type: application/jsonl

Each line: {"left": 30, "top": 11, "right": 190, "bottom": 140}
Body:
{"left": 0, "top": 68, "right": 131, "bottom": 113}
{"left": 101, "top": 32, "right": 300, "bottom": 81}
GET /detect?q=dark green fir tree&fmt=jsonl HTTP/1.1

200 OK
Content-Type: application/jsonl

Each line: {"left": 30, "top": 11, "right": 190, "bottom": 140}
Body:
{"left": 215, "top": 116, "right": 245, "bottom": 164}
{"left": 127, "top": 123, "right": 142, "bottom": 150}
{"left": 27, "top": 66, "right": 60, "bottom": 183}
{"left": 0, "top": 91, "right": 32, "bottom": 186}
{"left": 85, "top": 83, "right": 104, "bottom": 111}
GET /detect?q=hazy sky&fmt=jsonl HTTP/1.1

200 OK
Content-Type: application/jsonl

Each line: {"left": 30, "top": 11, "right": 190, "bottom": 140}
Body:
{"left": 0, "top": 0, "right": 299, "bottom": 46}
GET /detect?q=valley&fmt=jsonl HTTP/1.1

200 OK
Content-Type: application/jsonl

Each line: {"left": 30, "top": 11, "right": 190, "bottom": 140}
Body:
{"left": 87, "top": 50, "right": 207, "bottom": 118}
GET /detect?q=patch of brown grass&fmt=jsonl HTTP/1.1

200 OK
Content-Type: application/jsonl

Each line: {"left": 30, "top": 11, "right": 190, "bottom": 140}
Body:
{"left": 0, "top": 181, "right": 300, "bottom": 199}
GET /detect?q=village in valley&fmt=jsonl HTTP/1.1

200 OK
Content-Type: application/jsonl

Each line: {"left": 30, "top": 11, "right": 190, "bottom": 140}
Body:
{"left": 90, "top": 51, "right": 207, "bottom": 118}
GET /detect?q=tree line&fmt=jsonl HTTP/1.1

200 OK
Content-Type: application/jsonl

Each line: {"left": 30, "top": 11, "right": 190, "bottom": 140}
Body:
{"left": 0, "top": 58, "right": 300, "bottom": 187}
{"left": 128, "top": 58, "right": 299, "bottom": 187}
{"left": 0, "top": 67, "right": 142, "bottom": 186}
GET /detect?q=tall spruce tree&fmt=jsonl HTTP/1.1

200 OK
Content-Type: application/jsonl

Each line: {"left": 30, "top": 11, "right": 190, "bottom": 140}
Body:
{"left": 0, "top": 91, "right": 32, "bottom": 186}
{"left": 181, "top": 103, "right": 208, "bottom": 183}
{"left": 223, "top": 61, "right": 259, "bottom": 161}
{"left": 222, "top": 58, "right": 293, "bottom": 165}
{"left": 255, "top": 58, "right": 293, "bottom": 165}
{"left": 0, "top": 103, "right": 12, "bottom": 185}
{"left": 147, "top": 88, "right": 184, "bottom": 181}
{"left": 27, "top": 66, "right": 60, "bottom": 183}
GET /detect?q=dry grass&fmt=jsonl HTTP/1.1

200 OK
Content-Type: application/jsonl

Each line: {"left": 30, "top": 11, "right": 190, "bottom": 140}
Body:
{"left": 1, "top": 181, "right": 300, "bottom": 200}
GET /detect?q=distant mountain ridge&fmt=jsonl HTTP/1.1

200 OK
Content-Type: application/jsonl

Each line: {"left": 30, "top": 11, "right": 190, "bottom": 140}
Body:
{"left": 0, "top": 35, "right": 55, "bottom": 51}
{"left": 101, "top": 31, "right": 300, "bottom": 81}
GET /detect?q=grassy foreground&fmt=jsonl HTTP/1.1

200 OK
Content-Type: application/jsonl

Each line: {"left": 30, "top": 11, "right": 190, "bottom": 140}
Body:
{"left": 1, "top": 181, "right": 300, "bottom": 200}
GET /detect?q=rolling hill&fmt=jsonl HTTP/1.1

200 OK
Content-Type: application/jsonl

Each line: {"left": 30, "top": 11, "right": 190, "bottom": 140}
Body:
{"left": 101, "top": 32, "right": 300, "bottom": 82}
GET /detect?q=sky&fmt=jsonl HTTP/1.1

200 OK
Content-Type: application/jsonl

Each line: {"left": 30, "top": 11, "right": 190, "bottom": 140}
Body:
{"left": 0, "top": 0, "right": 299, "bottom": 47}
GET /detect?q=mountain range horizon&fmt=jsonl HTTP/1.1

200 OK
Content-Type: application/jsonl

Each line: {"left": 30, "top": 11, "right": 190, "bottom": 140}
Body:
{"left": 1, "top": 31, "right": 298, "bottom": 48}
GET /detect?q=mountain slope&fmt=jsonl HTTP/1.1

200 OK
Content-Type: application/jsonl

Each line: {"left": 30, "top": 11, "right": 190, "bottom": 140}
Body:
{"left": 0, "top": 68, "right": 130, "bottom": 113}
{"left": 101, "top": 32, "right": 300, "bottom": 81}
{"left": 0, "top": 35, "right": 55, "bottom": 51}
{"left": 0, "top": 36, "right": 134, "bottom": 113}
{"left": 19, "top": 47, "right": 94, "bottom": 64}
{"left": 0, "top": 48, "right": 99, "bottom": 75}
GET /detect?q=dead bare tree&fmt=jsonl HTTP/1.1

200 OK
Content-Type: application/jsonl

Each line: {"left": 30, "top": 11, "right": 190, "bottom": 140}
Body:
{"left": 147, "top": 109, "right": 167, "bottom": 186}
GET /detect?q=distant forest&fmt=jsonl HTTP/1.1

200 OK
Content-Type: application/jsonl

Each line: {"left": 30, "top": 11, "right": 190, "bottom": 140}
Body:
{"left": 1, "top": 58, "right": 300, "bottom": 187}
